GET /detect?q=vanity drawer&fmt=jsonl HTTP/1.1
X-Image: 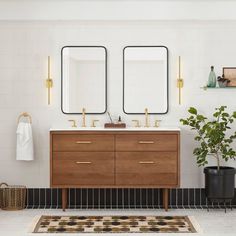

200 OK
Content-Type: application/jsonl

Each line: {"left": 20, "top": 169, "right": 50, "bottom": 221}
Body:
{"left": 52, "top": 152, "right": 115, "bottom": 185}
{"left": 116, "top": 152, "right": 177, "bottom": 173}
{"left": 52, "top": 134, "right": 115, "bottom": 152}
{"left": 116, "top": 134, "right": 178, "bottom": 151}
{"left": 116, "top": 152, "right": 177, "bottom": 186}
{"left": 116, "top": 173, "right": 177, "bottom": 186}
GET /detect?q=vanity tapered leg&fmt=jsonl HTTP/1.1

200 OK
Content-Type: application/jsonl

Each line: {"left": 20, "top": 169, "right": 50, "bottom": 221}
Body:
{"left": 62, "top": 188, "right": 67, "bottom": 211}
{"left": 163, "top": 188, "right": 169, "bottom": 211}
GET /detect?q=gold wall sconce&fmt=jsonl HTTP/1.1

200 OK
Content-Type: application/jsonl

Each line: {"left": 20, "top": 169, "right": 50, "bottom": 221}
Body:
{"left": 177, "top": 56, "right": 184, "bottom": 105}
{"left": 46, "top": 56, "right": 53, "bottom": 105}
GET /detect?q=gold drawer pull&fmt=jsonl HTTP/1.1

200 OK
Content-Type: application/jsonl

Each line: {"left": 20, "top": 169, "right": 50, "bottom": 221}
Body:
{"left": 76, "top": 161, "right": 92, "bottom": 164}
{"left": 139, "top": 161, "right": 155, "bottom": 164}
{"left": 75, "top": 141, "right": 92, "bottom": 144}
{"left": 138, "top": 141, "right": 154, "bottom": 144}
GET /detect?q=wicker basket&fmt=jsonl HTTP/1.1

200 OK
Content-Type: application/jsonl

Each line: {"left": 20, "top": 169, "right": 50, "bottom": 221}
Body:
{"left": 0, "top": 183, "right": 26, "bottom": 210}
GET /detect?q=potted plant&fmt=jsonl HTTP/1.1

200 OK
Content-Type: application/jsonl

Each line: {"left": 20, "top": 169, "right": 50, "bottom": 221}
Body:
{"left": 180, "top": 106, "right": 236, "bottom": 204}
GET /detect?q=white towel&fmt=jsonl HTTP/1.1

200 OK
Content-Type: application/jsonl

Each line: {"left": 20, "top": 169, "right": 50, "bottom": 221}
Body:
{"left": 16, "top": 122, "right": 34, "bottom": 161}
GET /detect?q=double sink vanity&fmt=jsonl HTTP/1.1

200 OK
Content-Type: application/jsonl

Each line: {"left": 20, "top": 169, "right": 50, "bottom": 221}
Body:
{"left": 50, "top": 127, "right": 180, "bottom": 211}
{"left": 52, "top": 45, "right": 180, "bottom": 211}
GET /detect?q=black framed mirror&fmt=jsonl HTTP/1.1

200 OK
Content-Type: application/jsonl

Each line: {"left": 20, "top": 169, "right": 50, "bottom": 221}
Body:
{"left": 61, "top": 46, "right": 107, "bottom": 114}
{"left": 123, "top": 46, "right": 168, "bottom": 114}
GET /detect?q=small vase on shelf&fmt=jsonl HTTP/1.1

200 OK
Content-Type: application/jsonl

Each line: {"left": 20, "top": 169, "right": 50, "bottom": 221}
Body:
{"left": 207, "top": 66, "right": 216, "bottom": 88}
{"left": 217, "top": 74, "right": 230, "bottom": 88}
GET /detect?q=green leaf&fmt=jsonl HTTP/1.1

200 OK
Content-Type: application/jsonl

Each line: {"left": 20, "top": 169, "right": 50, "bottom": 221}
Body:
{"left": 194, "top": 136, "right": 201, "bottom": 141}
{"left": 222, "top": 113, "right": 229, "bottom": 117}
{"left": 180, "top": 119, "right": 188, "bottom": 125}
{"left": 188, "top": 107, "right": 197, "bottom": 115}
{"left": 233, "top": 111, "right": 236, "bottom": 118}
{"left": 197, "top": 115, "right": 206, "bottom": 121}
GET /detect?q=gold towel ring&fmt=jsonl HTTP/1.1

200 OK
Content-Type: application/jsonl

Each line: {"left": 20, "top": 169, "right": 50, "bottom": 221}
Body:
{"left": 17, "top": 112, "right": 32, "bottom": 124}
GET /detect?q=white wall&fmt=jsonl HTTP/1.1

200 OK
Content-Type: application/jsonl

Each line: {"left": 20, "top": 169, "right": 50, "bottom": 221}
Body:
{"left": 1, "top": 19, "right": 236, "bottom": 188}
{"left": 1, "top": 0, "right": 236, "bottom": 21}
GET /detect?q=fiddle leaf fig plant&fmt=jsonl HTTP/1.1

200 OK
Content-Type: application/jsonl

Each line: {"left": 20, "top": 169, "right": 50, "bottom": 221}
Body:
{"left": 180, "top": 106, "right": 236, "bottom": 171}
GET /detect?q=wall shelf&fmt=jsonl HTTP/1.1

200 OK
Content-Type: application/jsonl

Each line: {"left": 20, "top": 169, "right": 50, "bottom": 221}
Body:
{"left": 201, "top": 86, "right": 236, "bottom": 90}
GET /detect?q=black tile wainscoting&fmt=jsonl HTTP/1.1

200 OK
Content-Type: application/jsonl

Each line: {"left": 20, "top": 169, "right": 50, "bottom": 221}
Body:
{"left": 26, "top": 188, "right": 236, "bottom": 209}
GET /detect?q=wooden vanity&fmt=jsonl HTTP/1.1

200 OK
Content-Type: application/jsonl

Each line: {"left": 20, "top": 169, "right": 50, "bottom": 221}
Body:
{"left": 50, "top": 128, "right": 180, "bottom": 211}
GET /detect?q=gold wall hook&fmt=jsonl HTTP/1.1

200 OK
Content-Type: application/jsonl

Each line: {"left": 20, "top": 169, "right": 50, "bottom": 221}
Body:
{"left": 177, "top": 56, "right": 184, "bottom": 105}
{"left": 46, "top": 56, "right": 53, "bottom": 105}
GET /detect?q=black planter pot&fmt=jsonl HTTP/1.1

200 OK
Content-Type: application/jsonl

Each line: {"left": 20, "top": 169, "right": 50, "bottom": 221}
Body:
{"left": 204, "top": 166, "right": 236, "bottom": 201}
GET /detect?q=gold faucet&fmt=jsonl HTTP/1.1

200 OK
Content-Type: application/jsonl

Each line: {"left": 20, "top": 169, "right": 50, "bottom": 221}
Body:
{"left": 132, "top": 120, "right": 141, "bottom": 128}
{"left": 82, "top": 108, "right": 86, "bottom": 127}
{"left": 144, "top": 108, "right": 149, "bottom": 127}
{"left": 154, "top": 120, "right": 161, "bottom": 128}
{"left": 68, "top": 120, "right": 77, "bottom": 128}
{"left": 91, "top": 119, "right": 99, "bottom": 127}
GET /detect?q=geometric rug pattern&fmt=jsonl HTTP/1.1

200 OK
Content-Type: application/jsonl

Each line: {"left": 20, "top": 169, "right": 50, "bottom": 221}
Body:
{"left": 33, "top": 215, "right": 197, "bottom": 233}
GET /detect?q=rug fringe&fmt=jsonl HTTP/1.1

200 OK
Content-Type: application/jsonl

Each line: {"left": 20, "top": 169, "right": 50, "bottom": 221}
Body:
{"left": 188, "top": 216, "right": 203, "bottom": 234}
{"left": 28, "top": 215, "right": 42, "bottom": 233}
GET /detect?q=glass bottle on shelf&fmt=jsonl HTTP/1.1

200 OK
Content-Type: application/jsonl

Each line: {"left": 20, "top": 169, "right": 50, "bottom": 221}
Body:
{"left": 207, "top": 66, "right": 216, "bottom": 88}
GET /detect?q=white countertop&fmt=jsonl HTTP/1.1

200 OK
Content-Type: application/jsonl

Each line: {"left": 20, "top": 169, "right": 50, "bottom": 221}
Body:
{"left": 50, "top": 127, "right": 180, "bottom": 131}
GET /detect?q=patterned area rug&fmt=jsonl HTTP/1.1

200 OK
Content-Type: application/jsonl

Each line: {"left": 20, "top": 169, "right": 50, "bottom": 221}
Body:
{"left": 32, "top": 215, "right": 198, "bottom": 233}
